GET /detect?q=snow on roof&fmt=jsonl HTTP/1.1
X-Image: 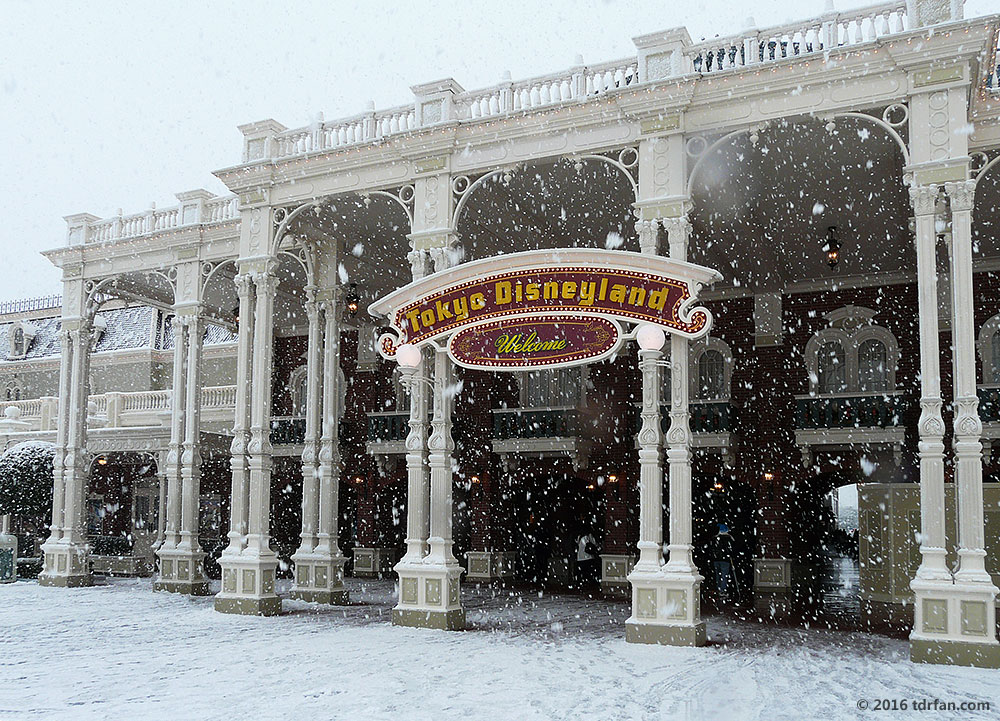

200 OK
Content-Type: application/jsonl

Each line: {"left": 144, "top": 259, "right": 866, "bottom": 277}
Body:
{"left": 0, "top": 306, "right": 235, "bottom": 362}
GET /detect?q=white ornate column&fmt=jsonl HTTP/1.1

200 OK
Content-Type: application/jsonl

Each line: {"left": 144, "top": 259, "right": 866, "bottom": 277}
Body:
{"left": 178, "top": 312, "right": 209, "bottom": 593}
{"left": 39, "top": 299, "right": 94, "bottom": 588}
{"left": 397, "top": 345, "right": 429, "bottom": 566}
{"left": 152, "top": 450, "right": 168, "bottom": 556}
{"left": 221, "top": 271, "right": 254, "bottom": 560}
{"left": 393, "top": 345, "right": 464, "bottom": 630}
{"left": 291, "top": 287, "right": 348, "bottom": 604}
{"left": 154, "top": 310, "right": 188, "bottom": 591}
{"left": 908, "top": 185, "right": 963, "bottom": 661}
{"left": 40, "top": 325, "right": 71, "bottom": 570}
{"left": 290, "top": 288, "right": 322, "bottom": 599}
{"left": 942, "top": 179, "right": 1000, "bottom": 665}
{"left": 627, "top": 213, "right": 705, "bottom": 646}
{"left": 215, "top": 261, "right": 281, "bottom": 615}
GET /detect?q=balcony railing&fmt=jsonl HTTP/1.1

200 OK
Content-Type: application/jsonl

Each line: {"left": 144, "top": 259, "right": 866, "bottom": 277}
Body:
{"left": 367, "top": 412, "right": 411, "bottom": 443}
{"left": 979, "top": 385, "right": 1000, "bottom": 424}
{"left": 270, "top": 417, "right": 307, "bottom": 445}
{"left": 630, "top": 401, "right": 734, "bottom": 435}
{"left": 492, "top": 407, "right": 579, "bottom": 440}
{"left": 688, "top": 1, "right": 907, "bottom": 74}
{"left": 795, "top": 392, "right": 904, "bottom": 429}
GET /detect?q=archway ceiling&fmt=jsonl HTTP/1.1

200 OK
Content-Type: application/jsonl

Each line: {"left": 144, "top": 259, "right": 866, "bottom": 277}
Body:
{"left": 456, "top": 158, "right": 638, "bottom": 262}
{"left": 689, "top": 118, "right": 912, "bottom": 291}
{"left": 291, "top": 195, "right": 411, "bottom": 319}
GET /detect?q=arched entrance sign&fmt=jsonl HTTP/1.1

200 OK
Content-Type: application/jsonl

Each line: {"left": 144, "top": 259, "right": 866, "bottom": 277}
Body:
{"left": 370, "top": 248, "right": 722, "bottom": 370}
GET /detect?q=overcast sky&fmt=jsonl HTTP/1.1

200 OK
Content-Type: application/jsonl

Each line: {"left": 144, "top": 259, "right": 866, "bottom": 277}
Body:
{"left": 1, "top": 0, "right": 994, "bottom": 303}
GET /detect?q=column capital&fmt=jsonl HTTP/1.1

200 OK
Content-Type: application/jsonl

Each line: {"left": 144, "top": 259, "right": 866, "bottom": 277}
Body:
{"left": 909, "top": 184, "right": 941, "bottom": 216}
{"left": 944, "top": 179, "right": 977, "bottom": 212}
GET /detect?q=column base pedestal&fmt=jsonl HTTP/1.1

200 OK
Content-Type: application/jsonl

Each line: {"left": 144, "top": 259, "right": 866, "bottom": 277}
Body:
{"left": 214, "top": 595, "right": 283, "bottom": 616}
{"left": 153, "top": 578, "right": 212, "bottom": 595}
{"left": 352, "top": 547, "right": 399, "bottom": 578}
{"left": 38, "top": 571, "right": 93, "bottom": 588}
{"left": 392, "top": 559, "right": 465, "bottom": 631}
{"left": 626, "top": 619, "right": 707, "bottom": 646}
{"left": 215, "top": 552, "right": 281, "bottom": 616}
{"left": 626, "top": 568, "right": 706, "bottom": 647}
{"left": 910, "top": 638, "right": 1000, "bottom": 668}
{"left": 154, "top": 548, "right": 210, "bottom": 595}
{"left": 465, "top": 551, "right": 515, "bottom": 582}
{"left": 39, "top": 542, "right": 92, "bottom": 587}
{"left": 289, "top": 552, "right": 349, "bottom": 605}
{"left": 392, "top": 607, "right": 466, "bottom": 630}
{"left": 600, "top": 554, "right": 635, "bottom": 599}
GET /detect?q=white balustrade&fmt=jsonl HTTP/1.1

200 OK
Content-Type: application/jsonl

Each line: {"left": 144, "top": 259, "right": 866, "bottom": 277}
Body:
{"left": 0, "top": 399, "right": 44, "bottom": 418}
{"left": 201, "top": 385, "right": 237, "bottom": 408}
{"left": 81, "top": 194, "right": 237, "bottom": 244}
{"left": 118, "top": 390, "right": 170, "bottom": 413}
{"left": 686, "top": 1, "right": 906, "bottom": 73}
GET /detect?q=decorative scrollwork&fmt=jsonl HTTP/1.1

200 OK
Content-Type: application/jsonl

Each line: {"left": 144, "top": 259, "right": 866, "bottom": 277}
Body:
{"left": 684, "top": 135, "right": 708, "bottom": 158}
{"left": 882, "top": 103, "right": 908, "bottom": 128}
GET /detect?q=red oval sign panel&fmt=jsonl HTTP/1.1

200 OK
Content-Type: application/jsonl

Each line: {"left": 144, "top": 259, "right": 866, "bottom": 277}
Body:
{"left": 448, "top": 314, "right": 622, "bottom": 370}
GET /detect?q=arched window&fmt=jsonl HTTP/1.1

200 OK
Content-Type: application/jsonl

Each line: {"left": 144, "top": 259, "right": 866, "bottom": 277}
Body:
{"left": 805, "top": 307, "right": 899, "bottom": 396}
{"left": 817, "top": 341, "right": 847, "bottom": 394}
{"left": 5, "top": 384, "right": 21, "bottom": 401}
{"left": 858, "top": 339, "right": 889, "bottom": 392}
{"left": 11, "top": 328, "right": 24, "bottom": 357}
{"left": 697, "top": 349, "right": 726, "bottom": 400}
{"left": 289, "top": 365, "right": 309, "bottom": 417}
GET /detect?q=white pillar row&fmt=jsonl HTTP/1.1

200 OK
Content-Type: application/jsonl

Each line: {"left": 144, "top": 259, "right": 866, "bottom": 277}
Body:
{"left": 626, "top": 213, "right": 706, "bottom": 646}
{"left": 944, "top": 179, "right": 1000, "bottom": 661}
{"left": 216, "top": 261, "right": 282, "bottom": 615}
{"left": 39, "top": 309, "right": 94, "bottom": 588}
{"left": 290, "top": 287, "right": 349, "bottom": 604}
{"left": 154, "top": 296, "right": 209, "bottom": 594}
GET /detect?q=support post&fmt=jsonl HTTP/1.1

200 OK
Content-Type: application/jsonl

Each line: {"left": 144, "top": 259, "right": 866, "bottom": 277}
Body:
{"left": 908, "top": 185, "right": 972, "bottom": 664}
{"left": 215, "top": 263, "right": 281, "bottom": 615}
{"left": 393, "top": 347, "right": 464, "bottom": 630}
{"left": 926, "top": 180, "right": 1000, "bottom": 667}
{"left": 291, "top": 287, "right": 348, "bottom": 603}
{"left": 39, "top": 309, "right": 94, "bottom": 588}
{"left": 627, "top": 214, "right": 705, "bottom": 646}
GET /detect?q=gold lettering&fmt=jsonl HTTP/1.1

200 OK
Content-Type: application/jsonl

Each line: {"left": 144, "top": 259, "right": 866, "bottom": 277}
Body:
{"left": 543, "top": 282, "right": 559, "bottom": 300}
{"left": 609, "top": 284, "right": 627, "bottom": 303}
{"left": 495, "top": 281, "right": 512, "bottom": 305}
{"left": 420, "top": 309, "right": 436, "bottom": 328}
{"left": 525, "top": 282, "right": 540, "bottom": 301}
{"left": 580, "top": 281, "right": 596, "bottom": 306}
{"left": 405, "top": 309, "right": 421, "bottom": 332}
{"left": 648, "top": 287, "right": 668, "bottom": 312}
{"left": 561, "top": 281, "right": 577, "bottom": 300}
{"left": 435, "top": 299, "right": 453, "bottom": 322}
{"left": 471, "top": 292, "right": 486, "bottom": 310}
{"left": 628, "top": 286, "right": 646, "bottom": 306}
{"left": 453, "top": 295, "right": 469, "bottom": 321}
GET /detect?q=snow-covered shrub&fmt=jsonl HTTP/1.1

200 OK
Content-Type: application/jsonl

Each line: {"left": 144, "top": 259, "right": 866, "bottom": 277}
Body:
{"left": 0, "top": 441, "right": 55, "bottom": 518}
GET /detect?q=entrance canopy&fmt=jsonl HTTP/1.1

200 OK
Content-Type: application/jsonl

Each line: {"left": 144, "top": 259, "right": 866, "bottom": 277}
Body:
{"left": 369, "top": 248, "right": 722, "bottom": 370}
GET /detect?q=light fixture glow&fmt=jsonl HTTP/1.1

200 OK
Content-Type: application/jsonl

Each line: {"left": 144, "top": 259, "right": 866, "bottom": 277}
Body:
{"left": 636, "top": 324, "right": 666, "bottom": 351}
{"left": 396, "top": 343, "right": 421, "bottom": 368}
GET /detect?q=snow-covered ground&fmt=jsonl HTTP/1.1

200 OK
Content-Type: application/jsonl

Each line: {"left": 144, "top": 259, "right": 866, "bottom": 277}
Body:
{"left": 2, "top": 578, "right": 998, "bottom": 721}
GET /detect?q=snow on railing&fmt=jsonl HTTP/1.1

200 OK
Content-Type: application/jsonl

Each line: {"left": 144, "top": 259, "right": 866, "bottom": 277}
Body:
{"left": 686, "top": 1, "right": 907, "bottom": 73}
{"left": 272, "top": 104, "right": 417, "bottom": 159}
{"left": 0, "top": 295, "right": 62, "bottom": 316}
{"left": 74, "top": 192, "right": 239, "bottom": 245}
{"left": 457, "top": 58, "right": 640, "bottom": 120}
{"left": 0, "top": 398, "right": 44, "bottom": 418}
